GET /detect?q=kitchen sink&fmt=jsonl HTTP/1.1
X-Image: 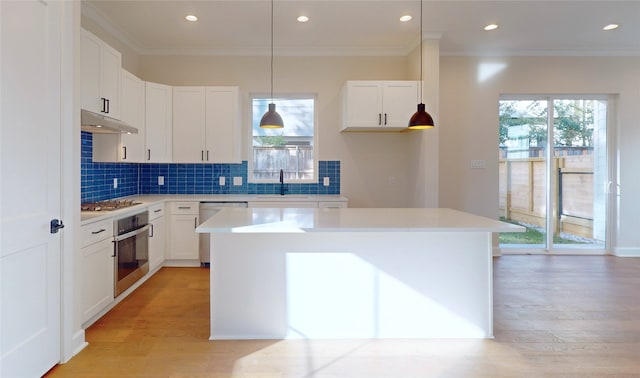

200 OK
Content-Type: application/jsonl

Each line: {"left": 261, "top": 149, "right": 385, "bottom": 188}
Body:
{"left": 256, "top": 195, "right": 310, "bottom": 199}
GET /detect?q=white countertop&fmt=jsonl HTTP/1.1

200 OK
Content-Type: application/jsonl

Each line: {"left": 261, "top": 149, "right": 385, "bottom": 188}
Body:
{"left": 80, "top": 194, "right": 348, "bottom": 224}
{"left": 196, "top": 207, "right": 525, "bottom": 233}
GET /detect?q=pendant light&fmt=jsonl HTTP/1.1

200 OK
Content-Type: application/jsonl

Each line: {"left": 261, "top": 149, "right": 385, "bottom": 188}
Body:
{"left": 260, "top": 0, "right": 284, "bottom": 128}
{"left": 408, "top": 0, "right": 435, "bottom": 130}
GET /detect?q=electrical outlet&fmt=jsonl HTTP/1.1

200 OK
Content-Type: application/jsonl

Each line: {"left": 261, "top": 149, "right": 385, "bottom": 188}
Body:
{"left": 323, "top": 177, "right": 330, "bottom": 186}
{"left": 219, "top": 177, "right": 226, "bottom": 186}
{"left": 113, "top": 178, "right": 118, "bottom": 189}
{"left": 158, "top": 176, "right": 164, "bottom": 185}
{"left": 233, "top": 177, "right": 242, "bottom": 186}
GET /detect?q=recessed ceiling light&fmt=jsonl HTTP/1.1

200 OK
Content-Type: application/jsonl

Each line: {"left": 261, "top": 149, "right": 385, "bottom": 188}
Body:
{"left": 297, "top": 15, "right": 309, "bottom": 22}
{"left": 185, "top": 14, "right": 198, "bottom": 22}
{"left": 484, "top": 24, "right": 498, "bottom": 31}
{"left": 603, "top": 23, "right": 619, "bottom": 31}
{"left": 400, "top": 15, "right": 412, "bottom": 22}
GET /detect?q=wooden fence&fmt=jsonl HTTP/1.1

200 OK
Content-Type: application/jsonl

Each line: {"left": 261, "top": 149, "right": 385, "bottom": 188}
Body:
{"left": 252, "top": 145, "right": 314, "bottom": 180}
{"left": 499, "top": 154, "right": 594, "bottom": 238}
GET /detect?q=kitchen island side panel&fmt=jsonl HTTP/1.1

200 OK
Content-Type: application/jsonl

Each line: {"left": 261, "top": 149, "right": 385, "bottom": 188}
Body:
{"left": 209, "top": 231, "right": 493, "bottom": 339}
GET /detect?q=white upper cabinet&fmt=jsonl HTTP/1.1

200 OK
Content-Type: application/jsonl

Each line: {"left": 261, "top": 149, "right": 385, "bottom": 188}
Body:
{"left": 81, "top": 28, "right": 121, "bottom": 119}
{"left": 173, "top": 87, "right": 206, "bottom": 163}
{"left": 172, "top": 86, "right": 240, "bottom": 163}
{"left": 93, "top": 69, "right": 146, "bottom": 162}
{"left": 205, "top": 87, "right": 240, "bottom": 163}
{"left": 145, "top": 82, "right": 173, "bottom": 163}
{"left": 119, "top": 70, "right": 146, "bottom": 162}
{"left": 341, "top": 81, "right": 418, "bottom": 131}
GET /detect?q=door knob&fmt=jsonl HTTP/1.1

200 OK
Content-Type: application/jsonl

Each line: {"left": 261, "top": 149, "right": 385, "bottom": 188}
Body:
{"left": 50, "top": 219, "right": 65, "bottom": 234}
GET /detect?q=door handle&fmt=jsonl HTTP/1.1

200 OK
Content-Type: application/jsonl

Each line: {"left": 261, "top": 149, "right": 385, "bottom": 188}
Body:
{"left": 50, "top": 219, "right": 65, "bottom": 234}
{"left": 123, "top": 146, "right": 127, "bottom": 160}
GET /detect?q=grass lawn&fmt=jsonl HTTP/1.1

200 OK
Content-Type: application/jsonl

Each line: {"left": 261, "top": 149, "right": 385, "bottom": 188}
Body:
{"left": 499, "top": 217, "right": 586, "bottom": 245}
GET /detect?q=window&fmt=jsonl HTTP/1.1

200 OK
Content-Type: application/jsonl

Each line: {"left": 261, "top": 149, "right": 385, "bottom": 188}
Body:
{"left": 250, "top": 96, "right": 316, "bottom": 182}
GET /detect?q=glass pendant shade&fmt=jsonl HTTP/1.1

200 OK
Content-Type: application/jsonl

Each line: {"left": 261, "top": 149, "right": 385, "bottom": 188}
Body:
{"left": 260, "top": 103, "right": 284, "bottom": 129}
{"left": 408, "top": 103, "right": 435, "bottom": 129}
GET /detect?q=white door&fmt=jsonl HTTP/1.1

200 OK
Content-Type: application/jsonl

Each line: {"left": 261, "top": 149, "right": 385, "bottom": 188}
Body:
{"left": 1, "top": 1, "right": 63, "bottom": 376}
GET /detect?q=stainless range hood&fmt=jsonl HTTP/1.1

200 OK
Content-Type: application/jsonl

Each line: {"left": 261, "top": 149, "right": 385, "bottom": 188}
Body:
{"left": 81, "top": 109, "right": 138, "bottom": 134}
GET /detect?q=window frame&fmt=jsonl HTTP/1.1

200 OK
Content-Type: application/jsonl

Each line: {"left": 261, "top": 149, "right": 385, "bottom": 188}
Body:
{"left": 248, "top": 93, "right": 319, "bottom": 184}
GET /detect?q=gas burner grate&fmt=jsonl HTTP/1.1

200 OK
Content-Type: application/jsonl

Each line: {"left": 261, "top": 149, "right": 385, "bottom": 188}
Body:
{"left": 81, "top": 199, "right": 141, "bottom": 212}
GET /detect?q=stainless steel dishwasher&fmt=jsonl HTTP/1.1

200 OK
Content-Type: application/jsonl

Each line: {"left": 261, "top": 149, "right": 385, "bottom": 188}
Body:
{"left": 199, "top": 201, "right": 248, "bottom": 266}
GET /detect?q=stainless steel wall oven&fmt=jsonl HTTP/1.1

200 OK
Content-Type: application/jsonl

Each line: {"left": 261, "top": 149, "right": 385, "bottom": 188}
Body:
{"left": 114, "top": 211, "right": 150, "bottom": 297}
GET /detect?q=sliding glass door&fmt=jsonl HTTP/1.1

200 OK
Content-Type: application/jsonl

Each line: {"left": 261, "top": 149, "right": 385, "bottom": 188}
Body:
{"left": 498, "top": 96, "right": 609, "bottom": 253}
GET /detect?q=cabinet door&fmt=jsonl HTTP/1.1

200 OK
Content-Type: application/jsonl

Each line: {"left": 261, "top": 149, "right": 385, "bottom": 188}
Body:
{"left": 205, "top": 87, "right": 240, "bottom": 163}
{"left": 99, "top": 42, "right": 121, "bottom": 119}
{"left": 145, "top": 82, "right": 173, "bottom": 162}
{"left": 173, "top": 87, "right": 206, "bottom": 163}
{"left": 92, "top": 70, "right": 145, "bottom": 162}
{"left": 82, "top": 239, "right": 115, "bottom": 323}
{"left": 119, "top": 70, "right": 146, "bottom": 162}
{"left": 342, "top": 81, "right": 383, "bottom": 129}
{"left": 80, "top": 30, "right": 101, "bottom": 113}
{"left": 80, "top": 29, "right": 121, "bottom": 118}
{"left": 169, "top": 214, "right": 199, "bottom": 260}
{"left": 149, "top": 216, "right": 165, "bottom": 271}
{"left": 382, "top": 81, "right": 418, "bottom": 128}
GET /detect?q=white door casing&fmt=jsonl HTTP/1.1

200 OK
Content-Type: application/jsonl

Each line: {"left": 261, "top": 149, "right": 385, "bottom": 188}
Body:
{"left": 1, "top": 0, "right": 63, "bottom": 376}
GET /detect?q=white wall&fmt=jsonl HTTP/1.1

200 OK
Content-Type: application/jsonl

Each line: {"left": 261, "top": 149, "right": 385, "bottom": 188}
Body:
{"left": 138, "top": 55, "right": 422, "bottom": 208}
{"left": 439, "top": 56, "right": 640, "bottom": 253}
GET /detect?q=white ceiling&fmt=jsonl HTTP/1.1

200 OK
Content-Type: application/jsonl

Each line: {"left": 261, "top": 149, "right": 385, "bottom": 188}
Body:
{"left": 83, "top": 0, "right": 640, "bottom": 57}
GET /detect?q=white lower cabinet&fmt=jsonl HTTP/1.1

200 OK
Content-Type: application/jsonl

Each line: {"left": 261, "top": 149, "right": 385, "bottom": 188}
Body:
{"left": 249, "top": 201, "right": 319, "bottom": 208}
{"left": 80, "top": 219, "right": 114, "bottom": 324}
{"left": 167, "top": 202, "right": 199, "bottom": 262}
{"left": 148, "top": 203, "right": 165, "bottom": 271}
{"left": 248, "top": 201, "right": 348, "bottom": 208}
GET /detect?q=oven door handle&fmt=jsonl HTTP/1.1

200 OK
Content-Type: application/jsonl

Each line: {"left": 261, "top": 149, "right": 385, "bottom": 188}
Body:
{"left": 114, "top": 224, "right": 151, "bottom": 242}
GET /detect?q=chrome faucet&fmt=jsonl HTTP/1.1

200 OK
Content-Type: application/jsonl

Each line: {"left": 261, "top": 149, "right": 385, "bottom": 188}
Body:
{"left": 279, "top": 169, "right": 288, "bottom": 195}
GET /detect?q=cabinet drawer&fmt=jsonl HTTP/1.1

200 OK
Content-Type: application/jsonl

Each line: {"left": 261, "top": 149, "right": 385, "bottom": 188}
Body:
{"left": 318, "top": 202, "right": 348, "bottom": 208}
{"left": 169, "top": 201, "right": 199, "bottom": 214}
{"left": 81, "top": 219, "right": 113, "bottom": 248}
{"left": 148, "top": 203, "right": 165, "bottom": 220}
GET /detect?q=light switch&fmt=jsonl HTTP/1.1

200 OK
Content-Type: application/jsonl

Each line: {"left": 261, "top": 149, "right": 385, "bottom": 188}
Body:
{"left": 323, "top": 177, "right": 330, "bottom": 186}
{"left": 158, "top": 176, "right": 164, "bottom": 185}
{"left": 113, "top": 178, "right": 118, "bottom": 188}
{"left": 233, "top": 177, "right": 242, "bottom": 186}
{"left": 471, "top": 160, "right": 486, "bottom": 169}
{"left": 219, "top": 177, "right": 226, "bottom": 186}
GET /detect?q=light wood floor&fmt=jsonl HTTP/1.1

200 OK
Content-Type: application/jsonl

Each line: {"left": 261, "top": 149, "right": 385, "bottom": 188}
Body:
{"left": 46, "top": 256, "right": 640, "bottom": 377}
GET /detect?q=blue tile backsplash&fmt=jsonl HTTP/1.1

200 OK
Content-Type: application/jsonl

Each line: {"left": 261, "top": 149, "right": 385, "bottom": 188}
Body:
{"left": 81, "top": 132, "right": 340, "bottom": 203}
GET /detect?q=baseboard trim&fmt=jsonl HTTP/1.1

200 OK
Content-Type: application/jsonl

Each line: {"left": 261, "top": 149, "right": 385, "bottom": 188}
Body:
{"left": 613, "top": 247, "right": 640, "bottom": 257}
{"left": 69, "top": 330, "right": 88, "bottom": 361}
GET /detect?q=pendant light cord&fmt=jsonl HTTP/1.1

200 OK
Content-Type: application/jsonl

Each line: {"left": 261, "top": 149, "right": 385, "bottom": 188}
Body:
{"left": 419, "top": 0, "right": 423, "bottom": 103}
{"left": 270, "top": 0, "right": 274, "bottom": 102}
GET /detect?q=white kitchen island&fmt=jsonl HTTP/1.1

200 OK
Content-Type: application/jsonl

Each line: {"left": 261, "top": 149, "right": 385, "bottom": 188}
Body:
{"left": 196, "top": 207, "right": 523, "bottom": 340}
